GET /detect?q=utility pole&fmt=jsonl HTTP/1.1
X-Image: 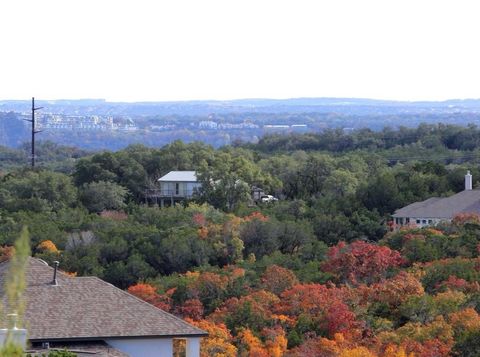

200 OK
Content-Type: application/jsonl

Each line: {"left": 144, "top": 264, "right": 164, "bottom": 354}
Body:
{"left": 24, "top": 97, "right": 43, "bottom": 167}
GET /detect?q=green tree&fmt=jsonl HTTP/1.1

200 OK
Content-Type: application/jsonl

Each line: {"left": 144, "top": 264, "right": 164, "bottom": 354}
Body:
{"left": 453, "top": 330, "right": 480, "bottom": 357}
{"left": 197, "top": 158, "right": 251, "bottom": 211}
{"left": 240, "top": 220, "right": 280, "bottom": 259}
{"left": 0, "top": 170, "right": 77, "bottom": 212}
{"left": 79, "top": 181, "right": 128, "bottom": 213}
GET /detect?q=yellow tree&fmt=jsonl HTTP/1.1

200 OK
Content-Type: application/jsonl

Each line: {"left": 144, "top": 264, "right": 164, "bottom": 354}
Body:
{"left": 185, "top": 318, "right": 237, "bottom": 357}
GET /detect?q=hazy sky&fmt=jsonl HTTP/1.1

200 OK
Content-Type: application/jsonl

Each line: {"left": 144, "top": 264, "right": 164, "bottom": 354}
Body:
{"left": 1, "top": 0, "right": 480, "bottom": 102}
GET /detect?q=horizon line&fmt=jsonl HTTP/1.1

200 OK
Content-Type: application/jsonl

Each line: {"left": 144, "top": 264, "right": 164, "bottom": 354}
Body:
{"left": 1, "top": 96, "right": 480, "bottom": 104}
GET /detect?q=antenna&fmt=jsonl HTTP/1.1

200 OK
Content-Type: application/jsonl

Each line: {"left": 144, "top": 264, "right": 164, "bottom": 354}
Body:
{"left": 23, "top": 97, "right": 43, "bottom": 167}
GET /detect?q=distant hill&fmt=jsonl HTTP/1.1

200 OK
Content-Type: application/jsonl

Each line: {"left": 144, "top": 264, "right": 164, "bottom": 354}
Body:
{"left": 2, "top": 97, "right": 480, "bottom": 150}
{"left": 2, "top": 97, "right": 480, "bottom": 117}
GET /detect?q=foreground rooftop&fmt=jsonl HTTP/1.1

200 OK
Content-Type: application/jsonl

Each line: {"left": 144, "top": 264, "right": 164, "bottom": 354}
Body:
{"left": 0, "top": 258, "right": 206, "bottom": 342}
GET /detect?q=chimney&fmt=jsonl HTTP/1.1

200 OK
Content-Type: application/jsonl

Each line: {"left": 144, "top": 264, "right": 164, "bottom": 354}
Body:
{"left": 52, "top": 261, "right": 59, "bottom": 286}
{"left": 465, "top": 170, "right": 473, "bottom": 191}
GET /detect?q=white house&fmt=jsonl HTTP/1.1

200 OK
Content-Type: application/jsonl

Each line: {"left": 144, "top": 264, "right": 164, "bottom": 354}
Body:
{"left": 392, "top": 171, "right": 480, "bottom": 228}
{"left": 0, "top": 258, "right": 207, "bottom": 357}
{"left": 157, "top": 171, "right": 201, "bottom": 207}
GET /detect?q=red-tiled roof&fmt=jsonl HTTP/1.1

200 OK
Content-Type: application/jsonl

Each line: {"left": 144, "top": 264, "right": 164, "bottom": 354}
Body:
{"left": 0, "top": 258, "right": 206, "bottom": 341}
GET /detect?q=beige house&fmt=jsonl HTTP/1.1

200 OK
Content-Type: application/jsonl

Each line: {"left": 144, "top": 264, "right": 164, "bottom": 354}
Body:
{"left": 392, "top": 171, "right": 480, "bottom": 228}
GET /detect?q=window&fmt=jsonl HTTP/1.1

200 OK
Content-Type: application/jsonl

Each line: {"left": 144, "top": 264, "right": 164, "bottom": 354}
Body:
{"left": 422, "top": 219, "right": 427, "bottom": 224}
{"left": 175, "top": 183, "right": 179, "bottom": 195}
{"left": 416, "top": 219, "right": 421, "bottom": 224}
{"left": 406, "top": 218, "right": 410, "bottom": 223}
{"left": 428, "top": 220, "right": 432, "bottom": 224}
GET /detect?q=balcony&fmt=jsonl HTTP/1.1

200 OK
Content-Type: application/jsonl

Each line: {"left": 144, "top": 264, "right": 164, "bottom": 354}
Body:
{"left": 144, "top": 189, "right": 198, "bottom": 199}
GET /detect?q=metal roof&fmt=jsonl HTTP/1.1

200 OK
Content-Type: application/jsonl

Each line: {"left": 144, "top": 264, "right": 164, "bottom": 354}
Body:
{"left": 393, "top": 189, "right": 480, "bottom": 219}
{"left": 158, "top": 171, "right": 197, "bottom": 182}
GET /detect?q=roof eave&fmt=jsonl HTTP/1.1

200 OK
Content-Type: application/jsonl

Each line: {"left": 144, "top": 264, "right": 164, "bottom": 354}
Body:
{"left": 158, "top": 180, "right": 198, "bottom": 183}
{"left": 29, "top": 332, "right": 208, "bottom": 343}
{"left": 392, "top": 214, "right": 452, "bottom": 218}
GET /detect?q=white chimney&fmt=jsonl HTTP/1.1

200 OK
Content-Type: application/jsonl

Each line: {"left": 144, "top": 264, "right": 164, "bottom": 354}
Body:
{"left": 465, "top": 170, "right": 473, "bottom": 190}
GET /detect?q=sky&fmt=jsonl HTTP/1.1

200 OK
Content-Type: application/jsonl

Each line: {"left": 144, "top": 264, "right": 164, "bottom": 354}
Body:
{"left": 1, "top": 0, "right": 480, "bottom": 102}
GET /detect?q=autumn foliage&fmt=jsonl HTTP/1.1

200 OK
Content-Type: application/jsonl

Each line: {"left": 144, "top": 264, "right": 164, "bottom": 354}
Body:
{"left": 0, "top": 246, "right": 15, "bottom": 263}
{"left": 99, "top": 210, "right": 128, "bottom": 220}
{"left": 125, "top": 216, "right": 480, "bottom": 356}
{"left": 323, "top": 241, "right": 405, "bottom": 285}
{"left": 185, "top": 318, "right": 237, "bottom": 357}
{"left": 261, "top": 265, "right": 298, "bottom": 295}
{"left": 36, "top": 240, "right": 59, "bottom": 253}
{"left": 127, "top": 283, "right": 173, "bottom": 311}
{"left": 452, "top": 212, "right": 480, "bottom": 225}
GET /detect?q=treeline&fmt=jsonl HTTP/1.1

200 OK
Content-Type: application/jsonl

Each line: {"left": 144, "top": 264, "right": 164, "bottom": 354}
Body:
{"left": 0, "top": 135, "right": 476, "bottom": 286}
{"left": 0, "top": 141, "right": 91, "bottom": 173}
{"left": 250, "top": 123, "right": 480, "bottom": 154}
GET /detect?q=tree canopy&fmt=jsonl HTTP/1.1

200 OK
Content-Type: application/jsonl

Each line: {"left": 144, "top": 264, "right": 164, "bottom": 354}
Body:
{"left": 2, "top": 125, "right": 480, "bottom": 355}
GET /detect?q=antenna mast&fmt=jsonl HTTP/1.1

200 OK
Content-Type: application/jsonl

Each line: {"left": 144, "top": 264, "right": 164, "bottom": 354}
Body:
{"left": 25, "top": 97, "right": 43, "bottom": 167}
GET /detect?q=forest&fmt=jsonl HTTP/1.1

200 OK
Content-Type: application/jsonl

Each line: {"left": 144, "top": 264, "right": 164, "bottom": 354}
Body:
{"left": 4, "top": 123, "right": 480, "bottom": 355}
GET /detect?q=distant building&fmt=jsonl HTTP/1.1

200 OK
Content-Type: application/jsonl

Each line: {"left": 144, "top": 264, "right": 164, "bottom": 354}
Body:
{"left": 263, "top": 125, "right": 290, "bottom": 131}
{"left": 291, "top": 124, "right": 308, "bottom": 132}
{"left": 198, "top": 120, "right": 218, "bottom": 129}
{"left": 156, "top": 171, "right": 201, "bottom": 207}
{"left": 1, "top": 257, "right": 207, "bottom": 357}
{"left": 218, "top": 121, "right": 259, "bottom": 130}
{"left": 37, "top": 113, "right": 117, "bottom": 131}
{"left": 150, "top": 124, "right": 176, "bottom": 131}
{"left": 393, "top": 171, "right": 480, "bottom": 228}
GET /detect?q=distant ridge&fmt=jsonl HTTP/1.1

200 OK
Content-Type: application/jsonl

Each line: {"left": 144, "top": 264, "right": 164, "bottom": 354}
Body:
{"left": 2, "top": 97, "right": 480, "bottom": 117}
{"left": 3, "top": 96, "right": 480, "bottom": 151}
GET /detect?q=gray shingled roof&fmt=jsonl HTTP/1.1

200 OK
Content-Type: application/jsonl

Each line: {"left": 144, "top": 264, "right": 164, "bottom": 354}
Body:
{"left": 0, "top": 258, "right": 206, "bottom": 341}
{"left": 158, "top": 171, "right": 197, "bottom": 182}
{"left": 393, "top": 189, "right": 480, "bottom": 219}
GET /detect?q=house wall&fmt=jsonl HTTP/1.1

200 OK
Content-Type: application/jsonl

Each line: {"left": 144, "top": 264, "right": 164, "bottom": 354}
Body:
{"left": 106, "top": 338, "right": 173, "bottom": 357}
{"left": 0, "top": 328, "right": 27, "bottom": 349}
{"left": 160, "top": 182, "right": 201, "bottom": 198}
{"left": 411, "top": 217, "right": 445, "bottom": 228}
{"left": 394, "top": 217, "right": 448, "bottom": 228}
{"left": 106, "top": 337, "right": 201, "bottom": 357}
{"left": 186, "top": 337, "right": 201, "bottom": 357}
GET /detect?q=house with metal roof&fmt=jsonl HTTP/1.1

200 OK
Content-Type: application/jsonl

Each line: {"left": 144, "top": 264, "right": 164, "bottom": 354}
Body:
{"left": 393, "top": 171, "right": 480, "bottom": 228}
{"left": 0, "top": 258, "right": 207, "bottom": 357}
{"left": 153, "top": 171, "right": 201, "bottom": 207}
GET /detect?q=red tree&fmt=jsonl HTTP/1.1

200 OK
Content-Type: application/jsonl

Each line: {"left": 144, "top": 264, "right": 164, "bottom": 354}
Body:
{"left": 277, "top": 284, "right": 358, "bottom": 338}
{"left": 323, "top": 241, "right": 405, "bottom": 285}
{"left": 176, "top": 298, "right": 204, "bottom": 320}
